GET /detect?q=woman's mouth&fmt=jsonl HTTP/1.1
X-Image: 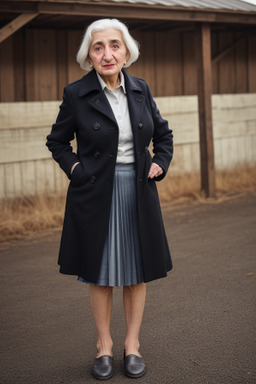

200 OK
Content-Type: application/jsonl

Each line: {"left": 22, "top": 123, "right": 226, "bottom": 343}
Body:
{"left": 103, "top": 64, "right": 115, "bottom": 69}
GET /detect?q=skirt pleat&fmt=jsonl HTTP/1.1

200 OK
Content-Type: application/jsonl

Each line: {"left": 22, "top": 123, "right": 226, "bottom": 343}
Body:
{"left": 78, "top": 163, "right": 144, "bottom": 287}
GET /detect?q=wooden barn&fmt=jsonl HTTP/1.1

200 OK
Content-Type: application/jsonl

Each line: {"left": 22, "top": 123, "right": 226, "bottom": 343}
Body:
{"left": 0, "top": 0, "right": 256, "bottom": 199}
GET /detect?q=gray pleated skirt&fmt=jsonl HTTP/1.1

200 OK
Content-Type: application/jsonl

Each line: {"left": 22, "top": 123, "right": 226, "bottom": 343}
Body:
{"left": 78, "top": 163, "right": 144, "bottom": 287}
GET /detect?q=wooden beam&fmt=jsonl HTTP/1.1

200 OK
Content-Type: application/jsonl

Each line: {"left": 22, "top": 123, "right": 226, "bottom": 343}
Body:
{"left": 38, "top": 3, "right": 256, "bottom": 24}
{"left": 212, "top": 33, "right": 248, "bottom": 65}
{"left": 196, "top": 23, "right": 216, "bottom": 198}
{"left": 0, "top": 13, "right": 38, "bottom": 44}
{"left": 0, "top": 1, "right": 256, "bottom": 25}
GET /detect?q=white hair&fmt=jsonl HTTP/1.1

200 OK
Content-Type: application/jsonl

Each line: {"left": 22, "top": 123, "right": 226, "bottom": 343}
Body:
{"left": 76, "top": 19, "right": 140, "bottom": 71}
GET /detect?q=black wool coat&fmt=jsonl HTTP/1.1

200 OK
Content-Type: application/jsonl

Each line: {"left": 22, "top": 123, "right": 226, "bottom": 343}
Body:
{"left": 46, "top": 69, "right": 173, "bottom": 284}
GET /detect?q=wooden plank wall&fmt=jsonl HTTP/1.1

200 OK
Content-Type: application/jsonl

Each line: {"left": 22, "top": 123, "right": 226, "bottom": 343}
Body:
{"left": 160, "top": 93, "right": 256, "bottom": 174}
{"left": 0, "top": 28, "right": 255, "bottom": 101}
{"left": 0, "top": 94, "right": 255, "bottom": 199}
{"left": 0, "top": 101, "right": 69, "bottom": 199}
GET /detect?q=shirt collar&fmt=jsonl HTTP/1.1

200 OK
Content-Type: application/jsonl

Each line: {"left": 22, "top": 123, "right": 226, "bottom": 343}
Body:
{"left": 96, "top": 71, "right": 126, "bottom": 94}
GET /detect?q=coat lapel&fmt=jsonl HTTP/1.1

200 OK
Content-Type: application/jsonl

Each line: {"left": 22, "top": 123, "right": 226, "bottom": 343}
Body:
{"left": 78, "top": 69, "right": 145, "bottom": 129}
{"left": 88, "top": 92, "right": 117, "bottom": 124}
{"left": 123, "top": 70, "right": 145, "bottom": 135}
{"left": 79, "top": 70, "right": 117, "bottom": 124}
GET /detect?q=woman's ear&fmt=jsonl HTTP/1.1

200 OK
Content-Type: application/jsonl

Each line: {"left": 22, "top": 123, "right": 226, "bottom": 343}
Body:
{"left": 125, "top": 51, "right": 130, "bottom": 65}
{"left": 87, "top": 57, "right": 93, "bottom": 68}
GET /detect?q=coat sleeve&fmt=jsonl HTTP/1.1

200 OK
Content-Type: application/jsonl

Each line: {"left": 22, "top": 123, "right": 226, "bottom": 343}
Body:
{"left": 146, "top": 83, "right": 173, "bottom": 181}
{"left": 46, "top": 86, "right": 79, "bottom": 179}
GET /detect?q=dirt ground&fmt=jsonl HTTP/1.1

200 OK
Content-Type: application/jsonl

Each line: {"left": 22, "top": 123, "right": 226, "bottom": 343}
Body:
{"left": 0, "top": 192, "right": 255, "bottom": 384}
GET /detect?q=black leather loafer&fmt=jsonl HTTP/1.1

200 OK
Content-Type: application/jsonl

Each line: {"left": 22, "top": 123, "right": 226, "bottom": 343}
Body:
{"left": 92, "top": 355, "right": 113, "bottom": 380}
{"left": 124, "top": 354, "right": 146, "bottom": 378}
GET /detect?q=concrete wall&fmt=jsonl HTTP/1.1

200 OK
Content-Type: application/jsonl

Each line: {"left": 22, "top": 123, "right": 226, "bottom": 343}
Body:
{"left": 0, "top": 93, "right": 255, "bottom": 199}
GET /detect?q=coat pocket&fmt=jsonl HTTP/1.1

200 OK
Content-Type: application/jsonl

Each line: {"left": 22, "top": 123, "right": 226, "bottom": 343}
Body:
{"left": 146, "top": 152, "right": 153, "bottom": 178}
{"left": 70, "top": 163, "right": 87, "bottom": 187}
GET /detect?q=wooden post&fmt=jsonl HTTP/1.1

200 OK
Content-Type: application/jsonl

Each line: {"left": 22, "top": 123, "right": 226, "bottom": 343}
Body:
{"left": 196, "top": 23, "right": 216, "bottom": 198}
{"left": 0, "top": 13, "right": 38, "bottom": 44}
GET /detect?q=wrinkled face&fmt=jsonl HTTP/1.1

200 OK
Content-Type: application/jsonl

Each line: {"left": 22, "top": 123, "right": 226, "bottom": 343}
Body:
{"left": 88, "top": 28, "right": 130, "bottom": 81}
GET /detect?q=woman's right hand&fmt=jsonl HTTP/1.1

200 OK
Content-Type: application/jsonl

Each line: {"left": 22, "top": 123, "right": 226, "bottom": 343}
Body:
{"left": 70, "top": 162, "right": 80, "bottom": 175}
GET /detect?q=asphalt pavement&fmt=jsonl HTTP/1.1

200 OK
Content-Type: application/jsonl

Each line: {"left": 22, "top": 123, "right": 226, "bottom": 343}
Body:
{"left": 0, "top": 193, "right": 255, "bottom": 384}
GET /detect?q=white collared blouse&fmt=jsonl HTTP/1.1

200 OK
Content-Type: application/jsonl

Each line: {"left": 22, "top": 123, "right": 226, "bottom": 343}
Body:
{"left": 96, "top": 71, "right": 135, "bottom": 164}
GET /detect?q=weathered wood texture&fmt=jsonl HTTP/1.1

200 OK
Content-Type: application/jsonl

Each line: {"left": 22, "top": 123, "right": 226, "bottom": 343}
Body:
{"left": 0, "top": 13, "right": 38, "bottom": 43}
{"left": 0, "top": 94, "right": 255, "bottom": 199}
{"left": 0, "top": 28, "right": 255, "bottom": 101}
{"left": 0, "top": 101, "right": 69, "bottom": 198}
{"left": 159, "top": 93, "right": 256, "bottom": 174}
{"left": 196, "top": 23, "right": 215, "bottom": 197}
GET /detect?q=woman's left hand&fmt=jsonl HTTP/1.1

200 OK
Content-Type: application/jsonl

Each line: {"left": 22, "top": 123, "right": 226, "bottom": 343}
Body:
{"left": 148, "top": 163, "right": 163, "bottom": 179}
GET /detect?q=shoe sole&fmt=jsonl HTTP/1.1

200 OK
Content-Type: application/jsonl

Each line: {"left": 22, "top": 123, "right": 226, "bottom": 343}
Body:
{"left": 92, "top": 372, "right": 113, "bottom": 381}
{"left": 124, "top": 367, "right": 147, "bottom": 378}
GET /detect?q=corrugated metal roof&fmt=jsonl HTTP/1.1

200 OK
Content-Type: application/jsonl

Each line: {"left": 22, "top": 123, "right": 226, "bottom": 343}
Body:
{"left": 93, "top": 0, "right": 256, "bottom": 12}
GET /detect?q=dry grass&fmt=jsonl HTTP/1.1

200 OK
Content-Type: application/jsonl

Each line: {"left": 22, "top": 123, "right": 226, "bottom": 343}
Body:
{"left": 0, "top": 167, "right": 255, "bottom": 242}
{"left": 0, "top": 194, "right": 66, "bottom": 242}
{"left": 158, "top": 166, "right": 256, "bottom": 205}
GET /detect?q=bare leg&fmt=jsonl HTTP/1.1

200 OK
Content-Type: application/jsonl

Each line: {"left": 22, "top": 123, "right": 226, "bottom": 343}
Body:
{"left": 123, "top": 283, "right": 146, "bottom": 356}
{"left": 89, "top": 285, "right": 114, "bottom": 357}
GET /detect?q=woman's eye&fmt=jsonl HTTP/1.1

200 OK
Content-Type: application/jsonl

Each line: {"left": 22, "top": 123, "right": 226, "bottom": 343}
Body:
{"left": 112, "top": 44, "right": 119, "bottom": 49}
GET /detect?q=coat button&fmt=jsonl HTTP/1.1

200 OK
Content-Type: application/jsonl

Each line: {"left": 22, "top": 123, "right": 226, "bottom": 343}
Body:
{"left": 144, "top": 146, "right": 149, "bottom": 153}
{"left": 93, "top": 122, "right": 100, "bottom": 130}
{"left": 90, "top": 176, "right": 96, "bottom": 184}
{"left": 138, "top": 123, "right": 143, "bottom": 129}
{"left": 94, "top": 151, "right": 101, "bottom": 159}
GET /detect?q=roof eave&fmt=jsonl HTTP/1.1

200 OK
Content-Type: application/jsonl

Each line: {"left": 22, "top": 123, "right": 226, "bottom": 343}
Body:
{"left": 1, "top": 1, "right": 256, "bottom": 24}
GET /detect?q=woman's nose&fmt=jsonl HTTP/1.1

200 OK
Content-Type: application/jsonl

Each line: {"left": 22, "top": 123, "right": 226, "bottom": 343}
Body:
{"left": 103, "top": 47, "right": 112, "bottom": 61}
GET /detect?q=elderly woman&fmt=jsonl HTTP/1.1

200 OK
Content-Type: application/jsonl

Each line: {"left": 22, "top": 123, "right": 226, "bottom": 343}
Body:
{"left": 46, "top": 18, "right": 173, "bottom": 380}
